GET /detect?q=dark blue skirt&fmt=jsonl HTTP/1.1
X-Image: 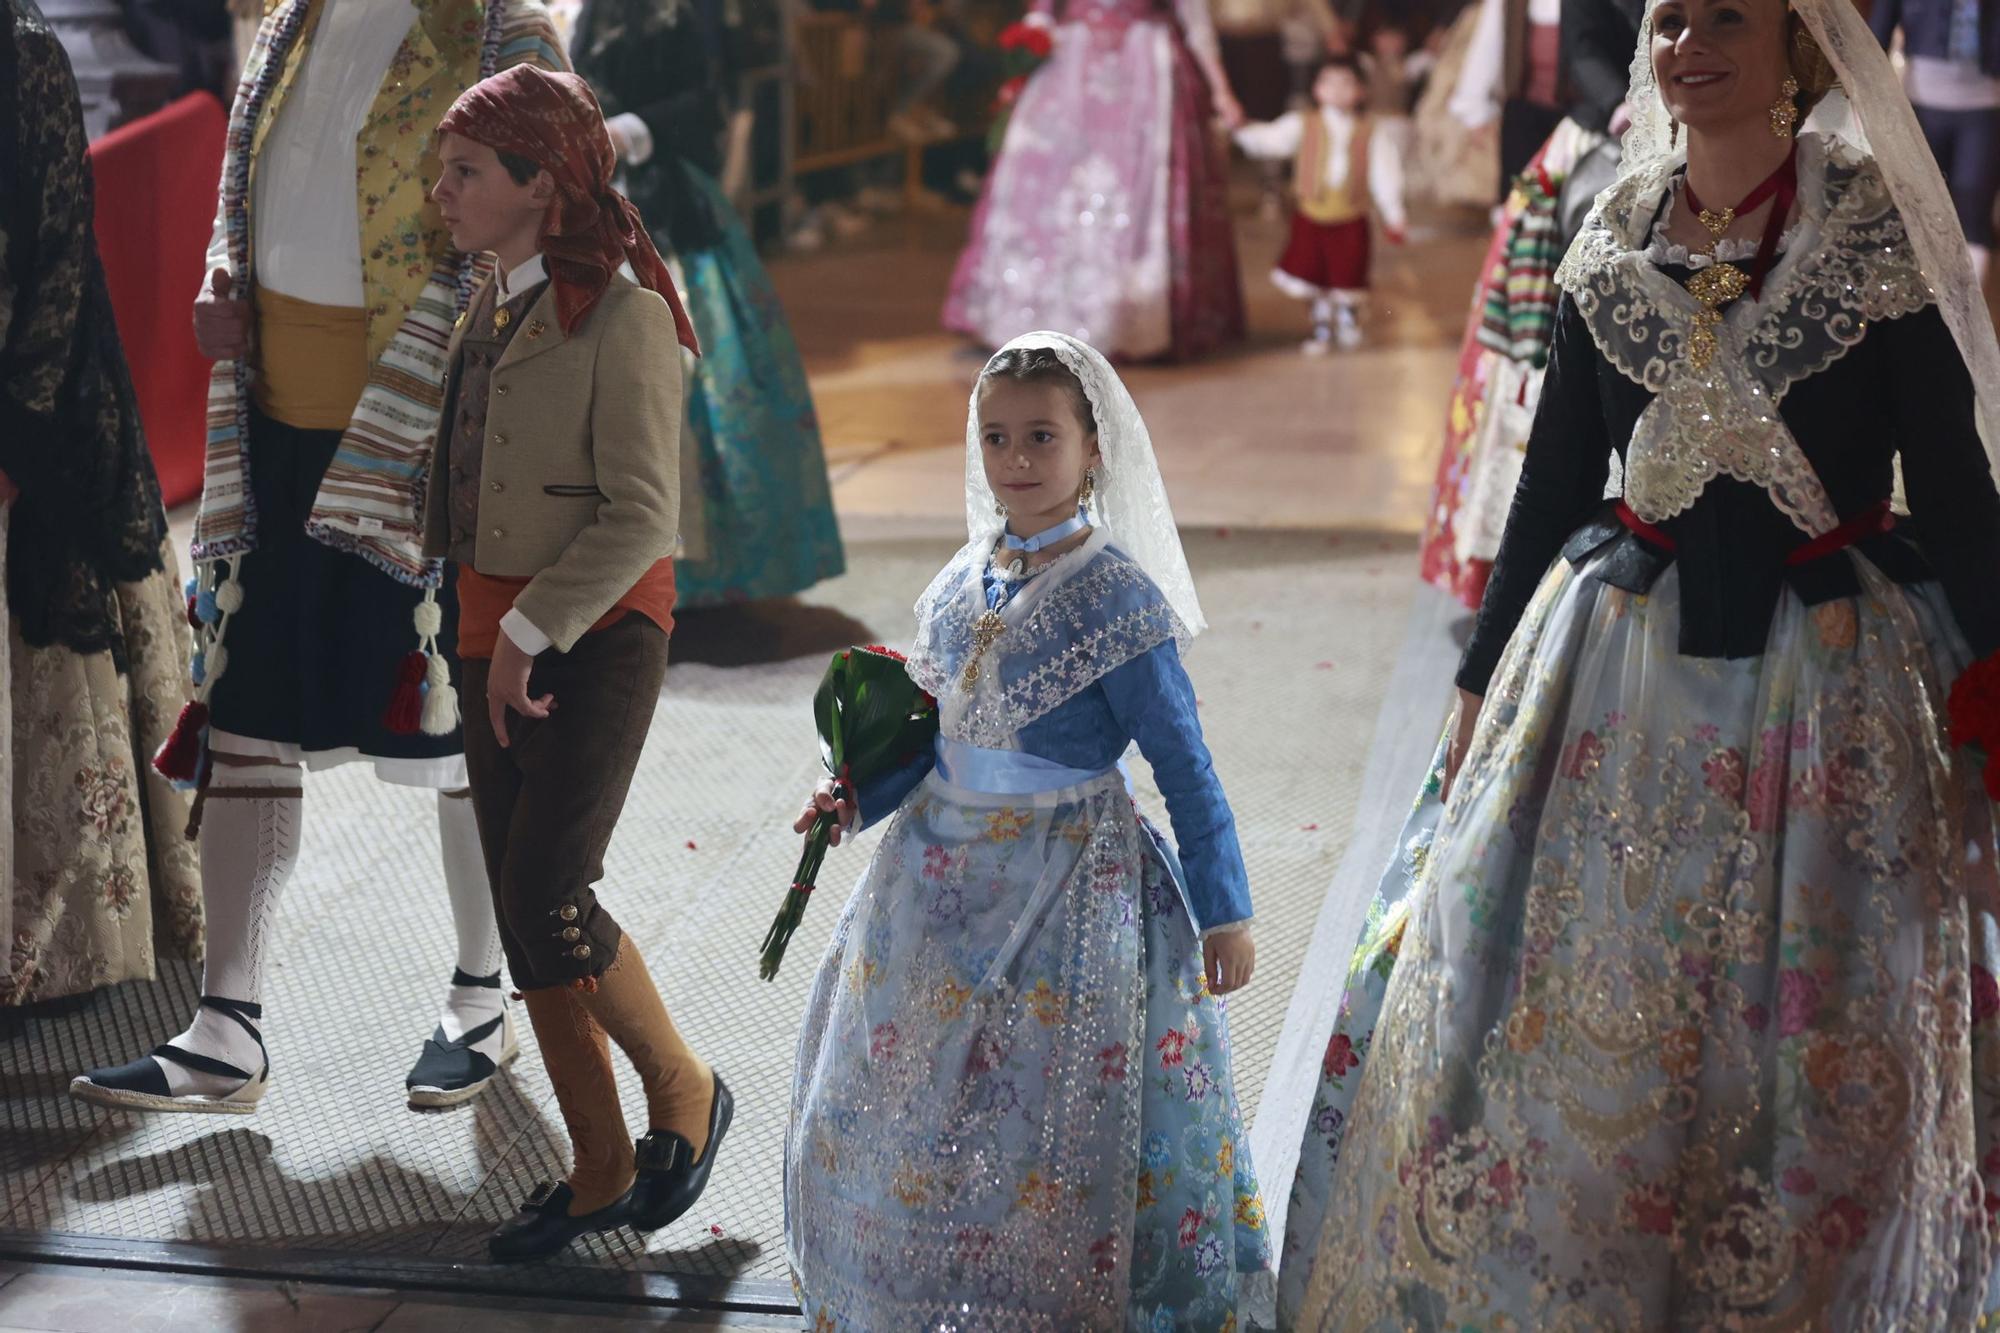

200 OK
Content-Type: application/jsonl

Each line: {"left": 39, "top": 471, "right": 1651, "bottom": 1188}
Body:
{"left": 204, "top": 406, "right": 465, "bottom": 773}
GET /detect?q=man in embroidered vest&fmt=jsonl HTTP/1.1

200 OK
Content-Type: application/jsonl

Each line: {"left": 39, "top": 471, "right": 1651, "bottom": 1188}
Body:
{"left": 1234, "top": 57, "right": 1407, "bottom": 351}
{"left": 71, "top": 0, "right": 567, "bottom": 1117}
{"left": 423, "top": 66, "right": 728, "bottom": 1260}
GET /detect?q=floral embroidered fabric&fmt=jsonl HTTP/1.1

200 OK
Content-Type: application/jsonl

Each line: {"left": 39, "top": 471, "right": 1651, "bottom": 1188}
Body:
{"left": 941, "top": 0, "right": 1243, "bottom": 362}
{"left": 788, "top": 775, "right": 1267, "bottom": 1329}
{"left": 1282, "top": 546, "right": 2000, "bottom": 1329}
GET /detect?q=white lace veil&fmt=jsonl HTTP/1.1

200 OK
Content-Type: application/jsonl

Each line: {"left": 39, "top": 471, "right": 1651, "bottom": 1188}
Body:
{"left": 1616, "top": 0, "right": 2000, "bottom": 478}
{"left": 964, "top": 332, "right": 1208, "bottom": 637}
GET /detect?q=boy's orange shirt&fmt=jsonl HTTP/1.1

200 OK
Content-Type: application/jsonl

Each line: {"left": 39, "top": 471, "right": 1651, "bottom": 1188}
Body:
{"left": 455, "top": 559, "right": 677, "bottom": 660}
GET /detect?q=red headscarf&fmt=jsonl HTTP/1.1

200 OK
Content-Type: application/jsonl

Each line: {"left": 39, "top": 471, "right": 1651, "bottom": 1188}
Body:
{"left": 438, "top": 66, "right": 699, "bottom": 353}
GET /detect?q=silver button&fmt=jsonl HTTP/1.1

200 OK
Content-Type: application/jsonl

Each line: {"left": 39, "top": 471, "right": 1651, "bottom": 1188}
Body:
{"left": 561, "top": 926, "right": 581, "bottom": 942}
{"left": 559, "top": 905, "right": 578, "bottom": 921}
{"left": 571, "top": 944, "right": 591, "bottom": 960}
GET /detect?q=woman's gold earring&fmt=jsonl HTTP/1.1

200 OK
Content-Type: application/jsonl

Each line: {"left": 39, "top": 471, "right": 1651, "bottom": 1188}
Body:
{"left": 1078, "top": 470, "right": 1096, "bottom": 509}
{"left": 995, "top": 500, "right": 1007, "bottom": 517}
{"left": 1770, "top": 75, "right": 1801, "bottom": 138}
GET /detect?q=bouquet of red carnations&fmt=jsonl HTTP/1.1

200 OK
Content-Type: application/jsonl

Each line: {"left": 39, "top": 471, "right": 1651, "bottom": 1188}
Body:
{"left": 988, "top": 20, "right": 1054, "bottom": 154}
{"left": 1949, "top": 652, "right": 2000, "bottom": 801}
{"left": 759, "top": 645, "right": 939, "bottom": 981}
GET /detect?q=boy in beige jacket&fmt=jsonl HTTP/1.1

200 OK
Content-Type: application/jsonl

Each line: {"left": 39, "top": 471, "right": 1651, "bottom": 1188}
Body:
{"left": 425, "top": 65, "right": 729, "bottom": 1263}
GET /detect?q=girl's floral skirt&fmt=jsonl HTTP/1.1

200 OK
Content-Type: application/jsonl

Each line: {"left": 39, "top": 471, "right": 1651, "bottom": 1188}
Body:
{"left": 1280, "top": 550, "right": 2000, "bottom": 1331}
{"left": 787, "top": 768, "right": 1269, "bottom": 1331}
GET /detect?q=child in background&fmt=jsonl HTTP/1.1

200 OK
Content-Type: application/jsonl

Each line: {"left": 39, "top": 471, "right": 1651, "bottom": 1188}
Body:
{"left": 1235, "top": 56, "right": 1407, "bottom": 351}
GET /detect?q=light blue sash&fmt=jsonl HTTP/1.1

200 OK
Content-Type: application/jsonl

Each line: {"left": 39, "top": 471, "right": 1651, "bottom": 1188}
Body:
{"left": 934, "top": 738, "right": 1118, "bottom": 796}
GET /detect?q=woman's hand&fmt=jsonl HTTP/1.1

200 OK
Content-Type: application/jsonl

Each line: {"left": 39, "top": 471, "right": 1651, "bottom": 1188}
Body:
{"left": 486, "top": 629, "right": 554, "bottom": 748}
{"left": 1202, "top": 927, "right": 1255, "bottom": 995}
{"left": 192, "top": 267, "right": 252, "bottom": 362}
{"left": 1442, "top": 686, "right": 1483, "bottom": 801}
{"left": 1213, "top": 86, "right": 1246, "bottom": 131}
{"left": 793, "top": 776, "right": 857, "bottom": 846}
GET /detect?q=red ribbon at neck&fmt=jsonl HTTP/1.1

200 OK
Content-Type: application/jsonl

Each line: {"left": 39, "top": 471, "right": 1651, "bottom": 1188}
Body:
{"left": 1682, "top": 144, "right": 1800, "bottom": 300}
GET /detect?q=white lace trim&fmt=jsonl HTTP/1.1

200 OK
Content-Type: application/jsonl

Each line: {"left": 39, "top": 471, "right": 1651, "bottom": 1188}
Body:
{"left": 1557, "top": 135, "right": 1933, "bottom": 537}
{"left": 1612, "top": 0, "right": 2000, "bottom": 488}
{"left": 908, "top": 536, "right": 1189, "bottom": 751}
{"left": 963, "top": 333, "right": 1207, "bottom": 638}
{"left": 1645, "top": 188, "right": 1806, "bottom": 269}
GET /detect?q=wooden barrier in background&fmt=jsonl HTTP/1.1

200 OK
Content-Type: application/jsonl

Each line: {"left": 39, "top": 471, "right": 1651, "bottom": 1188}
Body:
{"left": 790, "top": 11, "right": 927, "bottom": 208}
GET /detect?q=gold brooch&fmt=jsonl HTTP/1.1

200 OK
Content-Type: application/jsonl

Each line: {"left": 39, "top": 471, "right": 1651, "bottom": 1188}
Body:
{"left": 960, "top": 610, "right": 1007, "bottom": 691}
{"left": 493, "top": 308, "right": 512, "bottom": 331}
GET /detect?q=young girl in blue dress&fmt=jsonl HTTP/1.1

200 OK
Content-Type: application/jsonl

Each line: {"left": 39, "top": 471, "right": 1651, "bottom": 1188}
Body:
{"left": 785, "top": 332, "right": 1270, "bottom": 1330}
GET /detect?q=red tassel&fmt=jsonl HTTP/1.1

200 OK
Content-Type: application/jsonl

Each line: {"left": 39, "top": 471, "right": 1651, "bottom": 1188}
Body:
{"left": 381, "top": 651, "right": 427, "bottom": 736}
{"left": 154, "top": 700, "right": 210, "bottom": 781}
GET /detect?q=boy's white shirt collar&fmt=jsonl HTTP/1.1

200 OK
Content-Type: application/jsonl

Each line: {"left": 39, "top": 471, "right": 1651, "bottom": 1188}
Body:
{"left": 498, "top": 253, "right": 548, "bottom": 298}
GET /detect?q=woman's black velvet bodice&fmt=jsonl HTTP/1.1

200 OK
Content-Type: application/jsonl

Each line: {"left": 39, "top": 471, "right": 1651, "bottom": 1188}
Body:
{"left": 1457, "top": 277, "right": 2000, "bottom": 695}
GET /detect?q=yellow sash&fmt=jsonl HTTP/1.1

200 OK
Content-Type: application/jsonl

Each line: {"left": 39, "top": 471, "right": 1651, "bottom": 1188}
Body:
{"left": 252, "top": 287, "right": 370, "bottom": 430}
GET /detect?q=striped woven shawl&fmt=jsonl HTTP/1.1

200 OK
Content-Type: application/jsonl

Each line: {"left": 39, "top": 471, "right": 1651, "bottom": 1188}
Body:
{"left": 194, "top": 0, "right": 565, "bottom": 588}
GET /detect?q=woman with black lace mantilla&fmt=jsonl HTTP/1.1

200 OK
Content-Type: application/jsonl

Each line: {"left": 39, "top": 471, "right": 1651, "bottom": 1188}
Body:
{"left": 0, "top": 0, "right": 199, "bottom": 1006}
{"left": 1277, "top": 0, "right": 2000, "bottom": 1327}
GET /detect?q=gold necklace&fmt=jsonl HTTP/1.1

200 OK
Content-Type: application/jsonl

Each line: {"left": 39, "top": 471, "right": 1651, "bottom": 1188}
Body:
{"left": 958, "top": 553, "right": 1058, "bottom": 690}
{"left": 1678, "top": 153, "right": 1796, "bottom": 371}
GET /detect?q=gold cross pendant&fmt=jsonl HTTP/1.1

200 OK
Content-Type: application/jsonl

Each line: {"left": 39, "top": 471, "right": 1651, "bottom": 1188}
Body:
{"left": 1687, "top": 308, "right": 1725, "bottom": 370}
{"left": 960, "top": 610, "right": 1006, "bottom": 691}
{"left": 1684, "top": 262, "right": 1746, "bottom": 371}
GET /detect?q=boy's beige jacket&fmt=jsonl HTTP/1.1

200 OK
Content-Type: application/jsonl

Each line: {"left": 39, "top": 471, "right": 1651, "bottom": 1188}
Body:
{"left": 424, "top": 273, "right": 685, "bottom": 653}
